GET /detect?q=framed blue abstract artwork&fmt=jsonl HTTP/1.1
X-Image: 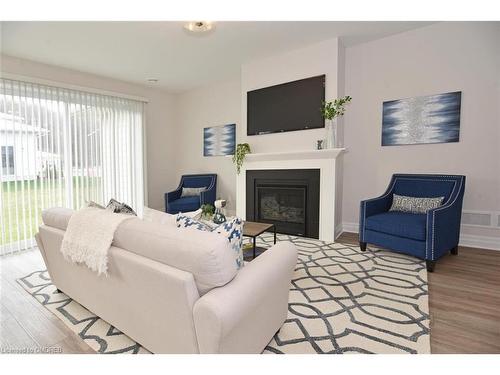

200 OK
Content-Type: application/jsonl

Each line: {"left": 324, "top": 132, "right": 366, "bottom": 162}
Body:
{"left": 382, "top": 91, "right": 461, "bottom": 146}
{"left": 203, "top": 123, "right": 236, "bottom": 156}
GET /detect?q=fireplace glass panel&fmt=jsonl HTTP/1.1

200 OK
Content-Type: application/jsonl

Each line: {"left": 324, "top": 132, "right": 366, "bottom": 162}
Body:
{"left": 256, "top": 186, "right": 306, "bottom": 235}
{"left": 246, "top": 169, "right": 320, "bottom": 238}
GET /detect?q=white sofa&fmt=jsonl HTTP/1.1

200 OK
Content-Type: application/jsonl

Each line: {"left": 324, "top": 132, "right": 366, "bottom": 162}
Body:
{"left": 35, "top": 208, "right": 297, "bottom": 354}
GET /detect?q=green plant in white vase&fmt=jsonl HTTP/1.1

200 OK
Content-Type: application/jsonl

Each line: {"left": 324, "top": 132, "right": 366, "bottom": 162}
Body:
{"left": 200, "top": 204, "right": 215, "bottom": 220}
{"left": 233, "top": 143, "right": 251, "bottom": 174}
{"left": 320, "top": 96, "right": 352, "bottom": 149}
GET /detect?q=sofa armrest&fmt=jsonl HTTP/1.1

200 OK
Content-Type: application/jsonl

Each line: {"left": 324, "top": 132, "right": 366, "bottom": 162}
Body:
{"left": 425, "top": 176, "right": 465, "bottom": 261}
{"left": 426, "top": 201, "right": 463, "bottom": 261}
{"left": 165, "top": 188, "right": 182, "bottom": 213}
{"left": 166, "top": 188, "right": 182, "bottom": 203}
{"left": 359, "top": 194, "right": 393, "bottom": 242}
{"left": 193, "top": 241, "right": 297, "bottom": 353}
{"left": 361, "top": 194, "right": 393, "bottom": 217}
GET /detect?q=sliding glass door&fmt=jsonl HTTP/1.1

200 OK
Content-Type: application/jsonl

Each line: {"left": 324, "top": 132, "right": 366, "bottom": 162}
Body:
{"left": 0, "top": 78, "right": 145, "bottom": 255}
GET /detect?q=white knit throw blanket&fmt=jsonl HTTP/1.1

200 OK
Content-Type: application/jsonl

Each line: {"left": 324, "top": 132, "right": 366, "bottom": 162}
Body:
{"left": 60, "top": 207, "right": 133, "bottom": 275}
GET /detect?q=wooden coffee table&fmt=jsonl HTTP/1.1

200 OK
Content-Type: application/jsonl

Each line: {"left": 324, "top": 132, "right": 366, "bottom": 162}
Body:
{"left": 243, "top": 221, "right": 276, "bottom": 260}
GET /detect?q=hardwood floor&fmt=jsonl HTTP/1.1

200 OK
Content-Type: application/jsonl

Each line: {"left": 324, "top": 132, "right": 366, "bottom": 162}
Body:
{"left": 0, "top": 249, "right": 94, "bottom": 354}
{"left": 1, "top": 235, "right": 499, "bottom": 354}
{"left": 338, "top": 232, "right": 500, "bottom": 354}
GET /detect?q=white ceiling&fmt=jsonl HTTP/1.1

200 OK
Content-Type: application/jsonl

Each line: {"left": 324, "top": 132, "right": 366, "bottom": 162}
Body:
{"left": 1, "top": 21, "right": 434, "bottom": 92}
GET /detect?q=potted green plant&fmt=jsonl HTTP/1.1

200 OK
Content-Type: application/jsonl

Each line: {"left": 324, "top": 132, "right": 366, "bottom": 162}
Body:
{"left": 200, "top": 204, "right": 215, "bottom": 220}
{"left": 233, "top": 143, "right": 251, "bottom": 174}
{"left": 320, "top": 96, "right": 352, "bottom": 149}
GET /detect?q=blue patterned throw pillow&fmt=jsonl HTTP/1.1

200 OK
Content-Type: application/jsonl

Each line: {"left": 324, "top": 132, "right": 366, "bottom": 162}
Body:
{"left": 176, "top": 215, "right": 245, "bottom": 269}
{"left": 176, "top": 215, "right": 213, "bottom": 231}
{"left": 212, "top": 218, "right": 244, "bottom": 269}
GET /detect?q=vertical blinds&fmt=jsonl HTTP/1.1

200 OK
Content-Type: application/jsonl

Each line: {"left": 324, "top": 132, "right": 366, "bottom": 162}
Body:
{"left": 0, "top": 78, "right": 145, "bottom": 255}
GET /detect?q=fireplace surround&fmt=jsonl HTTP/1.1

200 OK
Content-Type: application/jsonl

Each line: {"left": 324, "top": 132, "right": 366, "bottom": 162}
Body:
{"left": 236, "top": 148, "right": 345, "bottom": 242}
{"left": 246, "top": 169, "right": 320, "bottom": 238}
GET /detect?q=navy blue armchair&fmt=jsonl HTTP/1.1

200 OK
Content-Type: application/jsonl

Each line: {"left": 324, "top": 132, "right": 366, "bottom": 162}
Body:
{"left": 359, "top": 174, "right": 465, "bottom": 272}
{"left": 165, "top": 174, "right": 217, "bottom": 214}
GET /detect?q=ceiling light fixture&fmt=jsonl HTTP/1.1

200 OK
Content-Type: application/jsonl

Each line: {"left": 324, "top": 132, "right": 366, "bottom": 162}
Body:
{"left": 183, "top": 21, "right": 215, "bottom": 34}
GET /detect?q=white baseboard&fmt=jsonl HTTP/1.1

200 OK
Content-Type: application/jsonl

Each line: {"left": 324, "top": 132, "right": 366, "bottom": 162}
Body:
{"left": 341, "top": 222, "right": 500, "bottom": 251}
{"left": 458, "top": 234, "right": 500, "bottom": 251}
{"left": 342, "top": 222, "right": 360, "bottom": 234}
{"left": 334, "top": 224, "right": 343, "bottom": 240}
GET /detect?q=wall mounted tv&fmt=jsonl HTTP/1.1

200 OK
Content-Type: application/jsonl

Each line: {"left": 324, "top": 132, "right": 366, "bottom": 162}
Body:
{"left": 247, "top": 74, "right": 325, "bottom": 136}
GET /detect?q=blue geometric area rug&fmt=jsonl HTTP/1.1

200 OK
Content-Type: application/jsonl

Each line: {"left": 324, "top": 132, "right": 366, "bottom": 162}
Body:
{"left": 18, "top": 234, "right": 430, "bottom": 354}
{"left": 259, "top": 233, "right": 430, "bottom": 354}
{"left": 17, "top": 270, "right": 150, "bottom": 354}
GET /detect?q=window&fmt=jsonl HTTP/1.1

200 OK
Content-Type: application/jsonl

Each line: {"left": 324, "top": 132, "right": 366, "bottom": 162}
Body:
{"left": 1, "top": 146, "right": 14, "bottom": 175}
{"left": 0, "top": 78, "right": 145, "bottom": 254}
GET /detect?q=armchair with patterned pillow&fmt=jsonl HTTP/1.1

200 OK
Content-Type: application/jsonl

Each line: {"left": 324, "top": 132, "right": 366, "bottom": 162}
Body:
{"left": 359, "top": 174, "right": 466, "bottom": 272}
{"left": 165, "top": 174, "right": 217, "bottom": 214}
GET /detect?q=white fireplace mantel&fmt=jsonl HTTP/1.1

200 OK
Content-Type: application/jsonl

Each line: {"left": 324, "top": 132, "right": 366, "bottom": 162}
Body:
{"left": 242, "top": 148, "right": 346, "bottom": 162}
{"left": 236, "top": 148, "right": 346, "bottom": 242}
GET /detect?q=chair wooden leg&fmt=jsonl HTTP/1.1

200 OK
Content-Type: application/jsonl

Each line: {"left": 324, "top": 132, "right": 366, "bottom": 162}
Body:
{"left": 426, "top": 260, "right": 436, "bottom": 272}
{"left": 450, "top": 246, "right": 458, "bottom": 255}
{"left": 359, "top": 242, "right": 367, "bottom": 252}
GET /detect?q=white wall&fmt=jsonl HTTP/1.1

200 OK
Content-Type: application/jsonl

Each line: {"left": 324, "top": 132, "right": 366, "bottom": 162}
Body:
{"left": 5, "top": 22, "right": 499, "bottom": 247}
{"left": 173, "top": 38, "right": 345, "bottom": 216}
{"left": 173, "top": 78, "right": 241, "bottom": 213}
{"left": 173, "top": 23, "right": 500, "bottom": 247}
{"left": 342, "top": 22, "right": 500, "bottom": 242}
{"left": 335, "top": 40, "right": 346, "bottom": 233}
{"left": 0, "top": 54, "right": 177, "bottom": 210}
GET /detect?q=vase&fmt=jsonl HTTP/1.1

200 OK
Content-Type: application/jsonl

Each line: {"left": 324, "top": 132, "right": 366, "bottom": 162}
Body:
{"left": 324, "top": 119, "right": 337, "bottom": 149}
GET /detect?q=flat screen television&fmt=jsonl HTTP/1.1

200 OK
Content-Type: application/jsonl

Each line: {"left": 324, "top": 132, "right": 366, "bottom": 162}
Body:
{"left": 247, "top": 74, "right": 325, "bottom": 136}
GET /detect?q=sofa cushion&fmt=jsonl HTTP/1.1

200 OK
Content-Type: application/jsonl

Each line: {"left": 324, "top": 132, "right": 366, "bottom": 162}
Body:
{"left": 393, "top": 178, "right": 456, "bottom": 203}
{"left": 114, "top": 219, "right": 238, "bottom": 295}
{"left": 169, "top": 196, "right": 200, "bottom": 212}
{"left": 42, "top": 207, "right": 74, "bottom": 231}
{"left": 142, "top": 206, "right": 177, "bottom": 226}
{"left": 176, "top": 215, "right": 245, "bottom": 270}
{"left": 142, "top": 207, "right": 203, "bottom": 225}
{"left": 365, "top": 211, "right": 427, "bottom": 241}
{"left": 42, "top": 208, "right": 238, "bottom": 295}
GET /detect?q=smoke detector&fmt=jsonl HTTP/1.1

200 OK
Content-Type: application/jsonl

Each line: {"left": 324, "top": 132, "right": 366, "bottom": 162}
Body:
{"left": 183, "top": 21, "right": 215, "bottom": 34}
